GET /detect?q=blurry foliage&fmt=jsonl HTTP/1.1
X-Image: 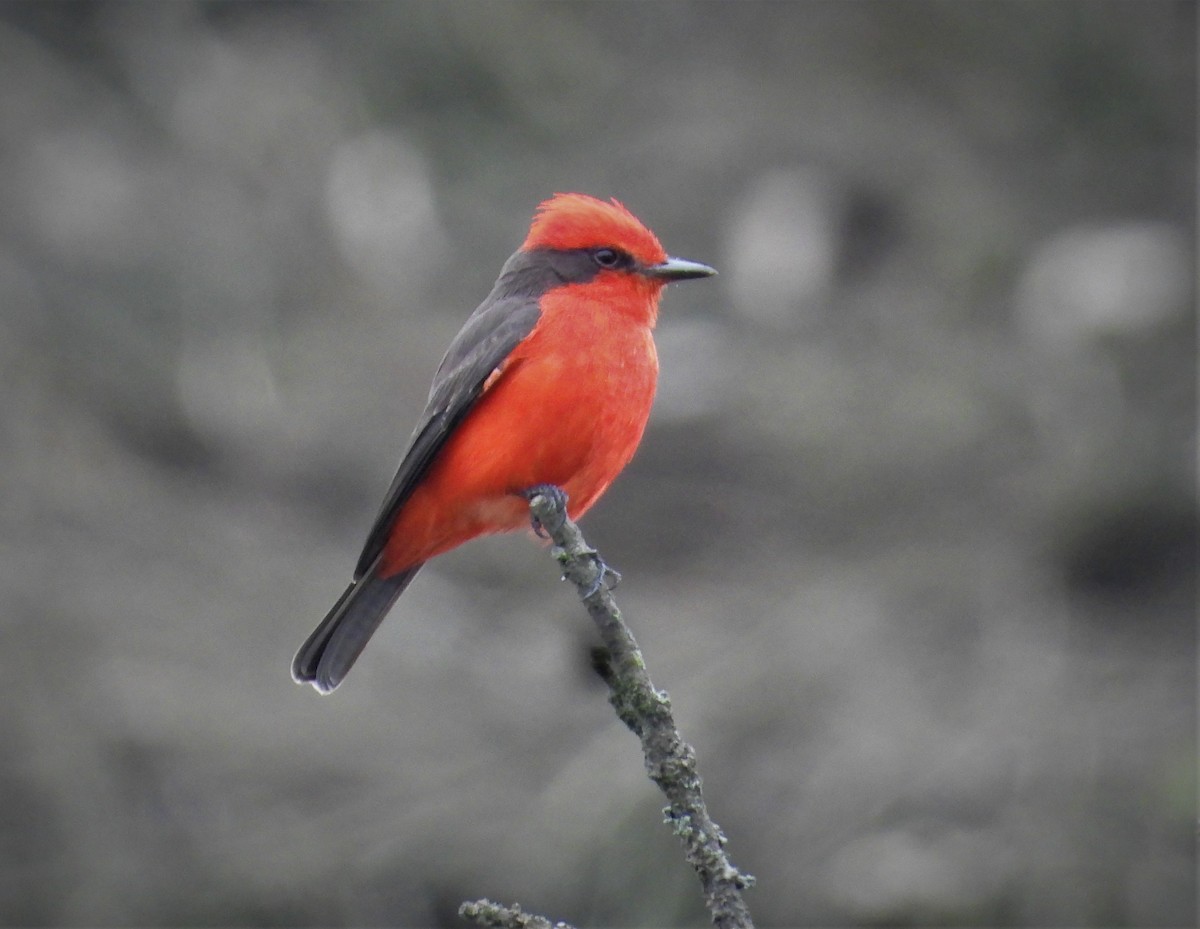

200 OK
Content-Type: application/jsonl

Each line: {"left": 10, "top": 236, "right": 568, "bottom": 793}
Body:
{"left": 0, "top": 1, "right": 1194, "bottom": 927}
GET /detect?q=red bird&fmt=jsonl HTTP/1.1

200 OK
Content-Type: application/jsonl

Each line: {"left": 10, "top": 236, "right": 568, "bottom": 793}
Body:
{"left": 293, "top": 193, "right": 715, "bottom": 693}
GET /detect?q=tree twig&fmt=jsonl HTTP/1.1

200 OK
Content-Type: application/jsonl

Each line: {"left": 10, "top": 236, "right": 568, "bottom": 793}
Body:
{"left": 459, "top": 898, "right": 575, "bottom": 929}
{"left": 459, "top": 493, "right": 756, "bottom": 929}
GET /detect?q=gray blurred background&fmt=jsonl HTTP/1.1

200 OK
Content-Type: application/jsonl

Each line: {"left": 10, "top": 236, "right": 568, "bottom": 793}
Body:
{"left": 0, "top": 2, "right": 1194, "bottom": 926}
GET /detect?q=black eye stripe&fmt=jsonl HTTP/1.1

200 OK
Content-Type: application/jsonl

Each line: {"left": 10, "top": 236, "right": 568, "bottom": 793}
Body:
{"left": 494, "top": 246, "right": 639, "bottom": 298}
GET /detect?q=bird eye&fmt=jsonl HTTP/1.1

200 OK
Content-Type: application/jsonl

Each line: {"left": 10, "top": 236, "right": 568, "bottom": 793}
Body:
{"left": 592, "top": 248, "right": 623, "bottom": 269}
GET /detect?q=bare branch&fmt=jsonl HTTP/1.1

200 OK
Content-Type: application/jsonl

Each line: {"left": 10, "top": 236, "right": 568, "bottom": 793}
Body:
{"left": 527, "top": 492, "right": 756, "bottom": 929}
{"left": 459, "top": 898, "right": 576, "bottom": 929}
{"left": 458, "top": 494, "right": 755, "bottom": 928}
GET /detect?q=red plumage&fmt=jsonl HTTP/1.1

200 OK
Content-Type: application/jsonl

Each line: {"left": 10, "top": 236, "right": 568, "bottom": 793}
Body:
{"left": 522, "top": 193, "right": 668, "bottom": 262}
{"left": 293, "top": 194, "right": 714, "bottom": 692}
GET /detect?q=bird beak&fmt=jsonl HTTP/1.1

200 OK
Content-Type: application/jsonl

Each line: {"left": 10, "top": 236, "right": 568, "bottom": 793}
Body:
{"left": 643, "top": 256, "right": 717, "bottom": 281}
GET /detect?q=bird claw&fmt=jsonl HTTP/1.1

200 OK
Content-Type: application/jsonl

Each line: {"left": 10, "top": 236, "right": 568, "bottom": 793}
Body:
{"left": 574, "top": 549, "right": 621, "bottom": 599}
{"left": 522, "top": 484, "right": 569, "bottom": 538}
{"left": 522, "top": 484, "right": 617, "bottom": 599}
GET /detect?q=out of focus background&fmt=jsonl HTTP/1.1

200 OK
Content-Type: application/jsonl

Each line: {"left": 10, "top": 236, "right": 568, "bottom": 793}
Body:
{"left": 0, "top": 2, "right": 1194, "bottom": 926}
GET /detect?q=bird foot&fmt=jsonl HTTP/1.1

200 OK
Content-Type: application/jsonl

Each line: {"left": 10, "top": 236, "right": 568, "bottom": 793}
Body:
{"left": 521, "top": 484, "right": 619, "bottom": 598}
{"left": 521, "top": 484, "right": 569, "bottom": 538}
{"left": 579, "top": 554, "right": 621, "bottom": 599}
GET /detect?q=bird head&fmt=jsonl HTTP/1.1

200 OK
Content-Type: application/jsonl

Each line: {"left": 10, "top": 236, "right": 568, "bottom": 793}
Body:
{"left": 522, "top": 193, "right": 716, "bottom": 287}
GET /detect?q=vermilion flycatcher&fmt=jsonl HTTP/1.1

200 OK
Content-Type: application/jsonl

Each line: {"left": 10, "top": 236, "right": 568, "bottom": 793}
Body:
{"left": 293, "top": 193, "right": 715, "bottom": 693}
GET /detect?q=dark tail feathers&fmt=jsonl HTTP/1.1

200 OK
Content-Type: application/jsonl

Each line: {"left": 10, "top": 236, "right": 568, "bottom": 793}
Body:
{"left": 291, "top": 561, "right": 423, "bottom": 694}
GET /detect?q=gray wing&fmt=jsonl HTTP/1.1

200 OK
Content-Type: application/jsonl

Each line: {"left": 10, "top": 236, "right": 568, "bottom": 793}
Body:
{"left": 352, "top": 292, "right": 542, "bottom": 578}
